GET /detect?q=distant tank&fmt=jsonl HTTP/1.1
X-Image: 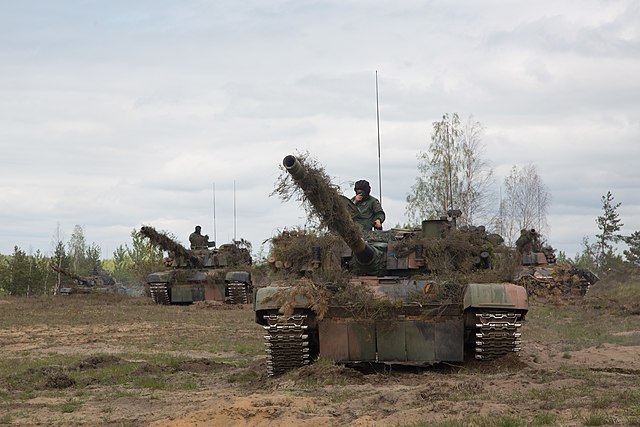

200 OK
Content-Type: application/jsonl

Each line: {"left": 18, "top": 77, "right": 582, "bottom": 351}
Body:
{"left": 254, "top": 154, "right": 529, "bottom": 376}
{"left": 51, "top": 265, "right": 118, "bottom": 296}
{"left": 514, "top": 229, "right": 598, "bottom": 297}
{"left": 140, "top": 226, "right": 253, "bottom": 305}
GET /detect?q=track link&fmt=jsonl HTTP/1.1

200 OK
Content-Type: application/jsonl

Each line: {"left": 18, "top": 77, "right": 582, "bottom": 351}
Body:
{"left": 474, "top": 311, "right": 522, "bottom": 359}
{"left": 263, "top": 314, "right": 310, "bottom": 376}
{"left": 149, "top": 283, "right": 170, "bottom": 305}
{"left": 227, "top": 282, "right": 249, "bottom": 304}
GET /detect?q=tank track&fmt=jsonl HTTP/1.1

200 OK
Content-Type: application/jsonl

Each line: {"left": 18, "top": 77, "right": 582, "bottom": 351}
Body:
{"left": 227, "top": 282, "right": 249, "bottom": 304}
{"left": 263, "top": 314, "right": 310, "bottom": 376}
{"left": 474, "top": 311, "right": 522, "bottom": 359}
{"left": 149, "top": 283, "right": 170, "bottom": 305}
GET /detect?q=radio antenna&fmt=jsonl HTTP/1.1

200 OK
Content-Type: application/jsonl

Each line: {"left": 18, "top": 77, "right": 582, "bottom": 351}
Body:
{"left": 212, "top": 182, "right": 217, "bottom": 244}
{"left": 376, "top": 70, "right": 382, "bottom": 202}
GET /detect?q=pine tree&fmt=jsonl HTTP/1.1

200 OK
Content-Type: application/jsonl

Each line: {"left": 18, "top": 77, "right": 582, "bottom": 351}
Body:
{"left": 595, "top": 191, "right": 623, "bottom": 268}
{"left": 623, "top": 230, "right": 640, "bottom": 267}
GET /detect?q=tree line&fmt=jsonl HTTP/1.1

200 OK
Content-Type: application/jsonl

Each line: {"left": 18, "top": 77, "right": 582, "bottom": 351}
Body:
{"left": 0, "top": 226, "right": 163, "bottom": 296}
{"left": 572, "top": 191, "right": 640, "bottom": 273}
{"left": 405, "top": 112, "right": 640, "bottom": 273}
{"left": 2, "top": 112, "right": 639, "bottom": 296}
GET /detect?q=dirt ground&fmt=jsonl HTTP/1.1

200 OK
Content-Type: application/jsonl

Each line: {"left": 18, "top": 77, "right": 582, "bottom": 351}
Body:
{"left": 1, "top": 284, "right": 640, "bottom": 427}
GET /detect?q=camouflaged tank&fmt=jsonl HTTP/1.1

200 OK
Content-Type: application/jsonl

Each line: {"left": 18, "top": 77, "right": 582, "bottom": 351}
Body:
{"left": 140, "top": 226, "right": 253, "bottom": 305}
{"left": 51, "top": 265, "right": 117, "bottom": 295}
{"left": 254, "top": 155, "right": 529, "bottom": 376}
{"left": 513, "top": 229, "right": 599, "bottom": 297}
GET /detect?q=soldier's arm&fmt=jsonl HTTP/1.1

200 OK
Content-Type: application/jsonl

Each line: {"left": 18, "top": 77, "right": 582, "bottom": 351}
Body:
{"left": 373, "top": 199, "right": 386, "bottom": 223}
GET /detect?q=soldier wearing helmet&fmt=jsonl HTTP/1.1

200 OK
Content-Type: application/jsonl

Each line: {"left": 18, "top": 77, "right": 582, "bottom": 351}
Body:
{"left": 351, "top": 180, "right": 385, "bottom": 231}
{"left": 189, "top": 225, "right": 210, "bottom": 249}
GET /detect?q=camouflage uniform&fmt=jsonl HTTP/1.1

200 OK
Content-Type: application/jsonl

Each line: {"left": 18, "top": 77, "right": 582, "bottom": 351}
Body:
{"left": 350, "top": 194, "right": 386, "bottom": 231}
{"left": 516, "top": 229, "right": 541, "bottom": 254}
{"left": 189, "top": 226, "right": 209, "bottom": 249}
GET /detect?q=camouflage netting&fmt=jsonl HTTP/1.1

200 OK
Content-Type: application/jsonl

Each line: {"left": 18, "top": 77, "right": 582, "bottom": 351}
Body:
{"left": 218, "top": 238, "right": 253, "bottom": 266}
{"left": 331, "top": 282, "right": 403, "bottom": 319}
{"left": 264, "top": 278, "right": 332, "bottom": 319}
{"left": 140, "top": 225, "right": 203, "bottom": 268}
{"left": 263, "top": 225, "right": 522, "bottom": 317}
{"left": 272, "top": 152, "right": 363, "bottom": 251}
{"left": 517, "top": 262, "right": 599, "bottom": 298}
{"left": 267, "top": 229, "right": 348, "bottom": 280}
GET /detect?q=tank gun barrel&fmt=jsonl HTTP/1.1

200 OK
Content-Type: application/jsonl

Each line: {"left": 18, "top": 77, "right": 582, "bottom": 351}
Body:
{"left": 140, "top": 226, "right": 204, "bottom": 268}
{"left": 50, "top": 265, "right": 84, "bottom": 282}
{"left": 282, "top": 155, "right": 377, "bottom": 266}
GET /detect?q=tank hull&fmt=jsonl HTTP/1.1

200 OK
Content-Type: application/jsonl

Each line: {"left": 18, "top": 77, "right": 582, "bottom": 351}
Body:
{"left": 255, "top": 281, "right": 528, "bottom": 374}
{"left": 146, "top": 270, "right": 253, "bottom": 305}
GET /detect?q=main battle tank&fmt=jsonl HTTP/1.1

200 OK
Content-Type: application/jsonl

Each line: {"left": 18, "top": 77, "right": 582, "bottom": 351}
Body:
{"left": 514, "top": 229, "right": 599, "bottom": 297}
{"left": 254, "top": 154, "right": 529, "bottom": 376}
{"left": 51, "top": 265, "right": 117, "bottom": 295}
{"left": 140, "top": 226, "right": 253, "bottom": 305}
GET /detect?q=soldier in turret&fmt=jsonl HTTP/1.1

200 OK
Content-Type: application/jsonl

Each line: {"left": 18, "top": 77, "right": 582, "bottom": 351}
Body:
{"left": 351, "top": 179, "right": 385, "bottom": 231}
{"left": 189, "top": 225, "right": 210, "bottom": 249}
{"left": 516, "top": 228, "right": 541, "bottom": 254}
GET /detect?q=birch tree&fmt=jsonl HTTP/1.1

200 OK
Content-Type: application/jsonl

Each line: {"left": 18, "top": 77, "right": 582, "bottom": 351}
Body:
{"left": 406, "top": 113, "right": 494, "bottom": 226}
{"left": 497, "top": 164, "right": 551, "bottom": 245}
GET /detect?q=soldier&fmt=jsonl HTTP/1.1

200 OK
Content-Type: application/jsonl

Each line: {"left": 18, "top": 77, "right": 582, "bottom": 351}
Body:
{"left": 351, "top": 179, "right": 385, "bottom": 231}
{"left": 188, "top": 225, "right": 210, "bottom": 249}
{"left": 516, "top": 228, "right": 541, "bottom": 254}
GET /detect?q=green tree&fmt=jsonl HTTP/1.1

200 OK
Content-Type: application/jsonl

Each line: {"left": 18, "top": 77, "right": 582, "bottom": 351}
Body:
{"left": 595, "top": 191, "right": 623, "bottom": 267}
{"left": 406, "top": 113, "right": 494, "bottom": 226}
{"left": 3, "top": 246, "right": 30, "bottom": 296}
{"left": 33, "top": 250, "right": 52, "bottom": 295}
{"left": 112, "top": 244, "right": 132, "bottom": 282}
{"left": 623, "top": 230, "right": 640, "bottom": 267}
{"left": 25, "top": 249, "right": 49, "bottom": 296}
{"left": 52, "top": 240, "right": 71, "bottom": 295}
{"left": 67, "top": 225, "right": 104, "bottom": 276}
{"left": 68, "top": 225, "right": 88, "bottom": 275}
{"left": 114, "top": 229, "right": 164, "bottom": 287}
{"left": 86, "top": 243, "right": 102, "bottom": 274}
{"left": 0, "top": 255, "right": 10, "bottom": 295}
{"left": 556, "top": 250, "right": 568, "bottom": 263}
{"left": 573, "top": 236, "right": 599, "bottom": 271}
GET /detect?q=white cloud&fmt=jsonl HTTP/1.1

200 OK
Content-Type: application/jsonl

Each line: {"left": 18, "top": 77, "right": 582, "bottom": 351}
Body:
{"left": 1, "top": 0, "right": 639, "bottom": 261}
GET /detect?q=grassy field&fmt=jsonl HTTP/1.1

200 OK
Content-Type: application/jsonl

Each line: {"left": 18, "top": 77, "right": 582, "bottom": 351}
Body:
{"left": 0, "top": 278, "right": 639, "bottom": 426}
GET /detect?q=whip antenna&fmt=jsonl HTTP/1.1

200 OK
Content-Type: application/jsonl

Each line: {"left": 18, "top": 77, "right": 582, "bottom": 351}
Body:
{"left": 376, "top": 70, "right": 382, "bottom": 202}
{"left": 212, "top": 182, "right": 217, "bottom": 244}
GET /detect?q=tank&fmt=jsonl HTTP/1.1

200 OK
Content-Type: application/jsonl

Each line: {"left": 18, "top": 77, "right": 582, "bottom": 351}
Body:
{"left": 140, "top": 226, "right": 253, "bottom": 305}
{"left": 254, "top": 154, "right": 529, "bottom": 376}
{"left": 51, "top": 265, "right": 117, "bottom": 295}
{"left": 514, "top": 229, "right": 598, "bottom": 297}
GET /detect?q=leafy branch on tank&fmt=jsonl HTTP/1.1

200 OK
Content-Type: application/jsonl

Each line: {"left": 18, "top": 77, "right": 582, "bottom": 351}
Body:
{"left": 272, "top": 151, "right": 364, "bottom": 251}
{"left": 329, "top": 282, "right": 404, "bottom": 319}
{"left": 267, "top": 229, "right": 346, "bottom": 280}
{"left": 261, "top": 278, "right": 332, "bottom": 319}
{"left": 140, "top": 226, "right": 203, "bottom": 268}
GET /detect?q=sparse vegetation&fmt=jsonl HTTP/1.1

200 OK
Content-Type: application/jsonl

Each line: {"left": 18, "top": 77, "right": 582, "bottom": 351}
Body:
{"left": 0, "top": 279, "right": 639, "bottom": 426}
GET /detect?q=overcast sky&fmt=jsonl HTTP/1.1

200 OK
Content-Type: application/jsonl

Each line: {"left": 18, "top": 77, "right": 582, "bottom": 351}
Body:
{"left": 1, "top": 0, "right": 639, "bottom": 260}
